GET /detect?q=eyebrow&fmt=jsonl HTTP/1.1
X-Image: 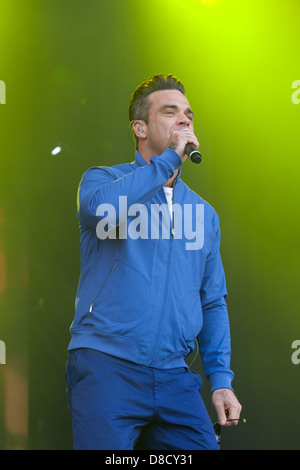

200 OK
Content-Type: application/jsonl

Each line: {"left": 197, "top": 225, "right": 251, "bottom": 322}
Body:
{"left": 159, "top": 104, "right": 194, "bottom": 118}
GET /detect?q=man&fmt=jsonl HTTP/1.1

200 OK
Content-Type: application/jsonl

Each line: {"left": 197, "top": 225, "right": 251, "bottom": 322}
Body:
{"left": 66, "top": 74, "right": 242, "bottom": 450}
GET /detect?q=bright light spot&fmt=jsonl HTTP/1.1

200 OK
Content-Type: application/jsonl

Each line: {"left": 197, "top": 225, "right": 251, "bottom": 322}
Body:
{"left": 51, "top": 146, "right": 62, "bottom": 156}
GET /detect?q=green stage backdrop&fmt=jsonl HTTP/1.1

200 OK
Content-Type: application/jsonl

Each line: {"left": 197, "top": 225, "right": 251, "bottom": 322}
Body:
{"left": 0, "top": 0, "right": 299, "bottom": 450}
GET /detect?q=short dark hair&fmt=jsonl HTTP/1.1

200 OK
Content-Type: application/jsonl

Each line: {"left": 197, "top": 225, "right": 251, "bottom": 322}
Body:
{"left": 129, "top": 74, "right": 185, "bottom": 149}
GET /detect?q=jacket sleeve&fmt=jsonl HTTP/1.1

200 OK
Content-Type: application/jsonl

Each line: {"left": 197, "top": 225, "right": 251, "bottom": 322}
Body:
{"left": 197, "top": 212, "right": 235, "bottom": 392}
{"left": 77, "top": 149, "right": 182, "bottom": 230}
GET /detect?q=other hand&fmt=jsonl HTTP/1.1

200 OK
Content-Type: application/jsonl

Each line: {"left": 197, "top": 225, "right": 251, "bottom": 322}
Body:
{"left": 212, "top": 388, "right": 242, "bottom": 427}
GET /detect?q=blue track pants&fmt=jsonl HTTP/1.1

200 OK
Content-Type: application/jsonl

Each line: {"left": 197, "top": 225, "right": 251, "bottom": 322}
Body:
{"left": 66, "top": 348, "right": 218, "bottom": 450}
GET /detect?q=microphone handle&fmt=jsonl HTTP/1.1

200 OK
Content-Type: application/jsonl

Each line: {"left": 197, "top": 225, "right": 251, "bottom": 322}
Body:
{"left": 185, "top": 144, "right": 202, "bottom": 164}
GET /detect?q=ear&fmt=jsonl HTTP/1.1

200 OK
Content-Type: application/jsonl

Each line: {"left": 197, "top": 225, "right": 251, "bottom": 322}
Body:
{"left": 132, "top": 120, "right": 147, "bottom": 140}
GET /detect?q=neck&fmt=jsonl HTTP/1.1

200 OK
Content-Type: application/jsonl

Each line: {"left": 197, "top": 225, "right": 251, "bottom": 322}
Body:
{"left": 163, "top": 169, "right": 179, "bottom": 188}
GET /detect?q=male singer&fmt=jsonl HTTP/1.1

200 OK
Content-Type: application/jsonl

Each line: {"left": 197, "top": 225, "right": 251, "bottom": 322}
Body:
{"left": 66, "top": 74, "right": 242, "bottom": 450}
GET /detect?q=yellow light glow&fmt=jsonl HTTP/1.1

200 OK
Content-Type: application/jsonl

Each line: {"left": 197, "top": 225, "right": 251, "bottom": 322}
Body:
{"left": 196, "top": 0, "right": 223, "bottom": 5}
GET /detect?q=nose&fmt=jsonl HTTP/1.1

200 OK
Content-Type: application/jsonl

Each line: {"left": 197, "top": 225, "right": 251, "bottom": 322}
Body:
{"left": 177, "top": 112, "right": 191, "bottom": 127}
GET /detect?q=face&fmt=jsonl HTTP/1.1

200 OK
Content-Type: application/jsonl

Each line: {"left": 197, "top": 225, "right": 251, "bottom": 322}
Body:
{"left": 139, "top": 89, "right": 194, "bottom": 157}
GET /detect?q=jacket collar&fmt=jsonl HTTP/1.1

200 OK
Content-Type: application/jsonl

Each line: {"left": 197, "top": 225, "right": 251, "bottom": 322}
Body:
{"left": 134, "top": 151, "right": 148, "bottom": 167}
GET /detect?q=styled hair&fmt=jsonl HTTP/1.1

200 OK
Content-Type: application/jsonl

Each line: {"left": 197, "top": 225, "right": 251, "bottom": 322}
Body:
{"left": 129, "top": 74, "right": 185, "bottom": 149}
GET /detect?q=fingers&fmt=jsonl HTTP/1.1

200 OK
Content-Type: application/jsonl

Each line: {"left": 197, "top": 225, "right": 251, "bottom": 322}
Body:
{"left": 180, "top": 128, "right": 199, "bottom": 149}
{"left": 216, "top": 406, "right": 227, "bottom": 427}
{"left": 212, "top": 388, "right": 242, "bottom": 427}
{"left": 226, "top": 397, "right": 242, "bottom": 427}
{"left": 212, "top": 389, "right": 229, "bottom": 426}
{"left": 224, "top": 413, "right": 242, "bottom": 427}
{"left": 167, "top": 129, "right": 199, "bottom": 159}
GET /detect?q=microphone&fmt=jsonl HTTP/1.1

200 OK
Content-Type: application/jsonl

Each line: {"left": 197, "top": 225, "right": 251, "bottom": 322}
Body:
{"left": 186, "top": 144, "right": 202, "bottom": 164}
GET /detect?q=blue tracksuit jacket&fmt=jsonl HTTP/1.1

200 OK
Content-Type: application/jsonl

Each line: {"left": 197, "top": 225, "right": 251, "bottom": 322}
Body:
{"left": 68, "top": 148, "right": 234, "bottom": 391}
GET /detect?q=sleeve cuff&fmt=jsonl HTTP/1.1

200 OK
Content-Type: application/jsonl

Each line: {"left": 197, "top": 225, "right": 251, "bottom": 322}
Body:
{"left": 150, "top": 148, "right": 182, "bottom": 173}
{"left": 209, "top": 371, "right": 234, "bottom": 393}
